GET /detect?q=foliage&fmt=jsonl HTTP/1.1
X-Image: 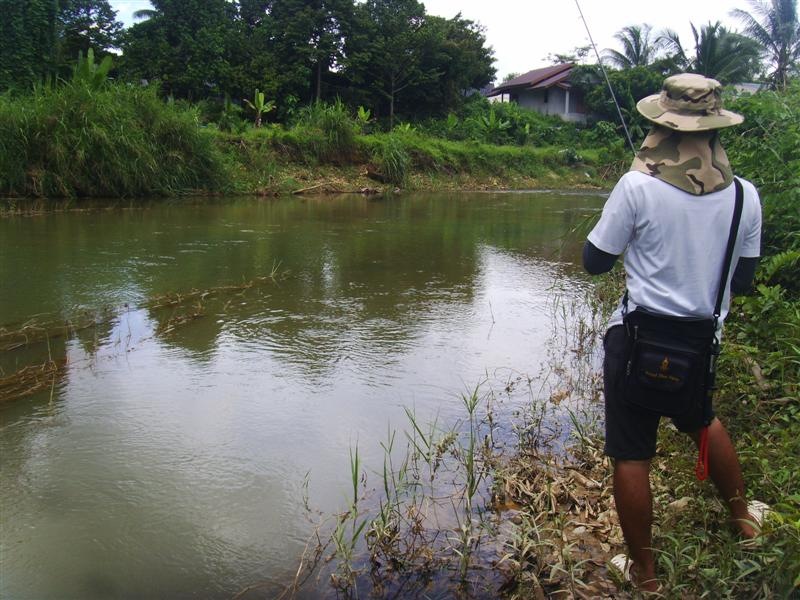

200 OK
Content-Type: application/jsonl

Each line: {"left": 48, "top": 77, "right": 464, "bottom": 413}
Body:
{"left": 71, "top": 48, "right": 113, "bottom": 90}
{"left": 120, "top": 0, "right": 238, "bottom": 100}
{"left": 0, "top": 80, "right": 227, "bottom": 197}
{"left": 372, "top": 133, "right": 410, "bottom": 185}
{"left": 572, "top": 65, "right": 663, "bottom": 142}
{"left": 579, "top": 120, "right": 623, "bottom": 147}
{"left": 724, "top": 82, "right": 800, "bottom": 198}
{"left": 293, "top": 99, "right": 358, "bottom": 163}
{"left": 355, "top": 105, "right": 372, "bottom": 133}
{"left": 659, "top": 21, "right": 763, "bottom": 83}
{"left": 344, "top": 0, "right": 437, "bottom": 128}
{"left": 213, "top": 95, "right": 247, "bottom": 134}
{"left": 243, "top": 88, "right": 275, "bottom": 128}
{"left": 419, "top": 95, "right": 580, "bottom": 148}
{"left": 602, "top": 24, "right": 665, "bottom": 69}
{"left": 0, "top": 0, "right": 60, "bottom": 91}
{"left": 119, "top": 0, "right": 493, "bottom": 127}
{"left": 474, "top": 108, "right": 511, "bottom": 144}
{"left": 0, "top": 0, "right": 122, "bottom": 92}
{"left": 724, "top": 82, "right": 799, "bottom": 429}
{"left": 399, "top": 14, "right": 496, "bottom": 119}
{"left": 57, "top": 0, "right": 122, "bottom": 76}
{"left": 732, "top": 0, "right": 800, "bottom": 89}
{"left": 268, "top": 0, "right": 354, "bottom": 104}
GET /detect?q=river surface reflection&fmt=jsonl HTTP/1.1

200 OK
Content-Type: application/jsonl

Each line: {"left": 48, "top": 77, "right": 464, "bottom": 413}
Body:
{"left": 0, "top": 191, "right": 604, "bottom": 599}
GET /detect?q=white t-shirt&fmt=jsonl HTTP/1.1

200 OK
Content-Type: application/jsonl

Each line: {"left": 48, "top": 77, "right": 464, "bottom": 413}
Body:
{"left": 588, "top": 171, "right": 762, "bottom": 329}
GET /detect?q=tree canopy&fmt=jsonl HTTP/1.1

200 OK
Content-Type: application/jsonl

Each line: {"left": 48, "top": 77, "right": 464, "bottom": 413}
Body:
{"left": 603, "top": 24, "right": 663, "bottom": 69}
{"left": 114, "top": 0, "right": 496, "bottom": 124}
{"left": 732, "top": 0, "right": 800, "bottom": 89}
{"left": 0, "top": 0, "right": 122, "bottom": 91}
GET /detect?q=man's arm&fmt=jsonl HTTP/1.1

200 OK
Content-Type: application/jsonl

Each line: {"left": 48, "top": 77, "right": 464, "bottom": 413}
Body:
{"left": 583, "top": 240, "right": 758, "bottom": 293}
{"left": 583, "top": 241, "right": 619, "bottom": 275}
{"left": 731, "top": 256, "right": 759, "bottom": 294}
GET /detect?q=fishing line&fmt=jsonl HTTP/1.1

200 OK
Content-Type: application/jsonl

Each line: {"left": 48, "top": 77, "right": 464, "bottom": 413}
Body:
{"left": 573, "top": 0, "right": 637, "bottom": 154}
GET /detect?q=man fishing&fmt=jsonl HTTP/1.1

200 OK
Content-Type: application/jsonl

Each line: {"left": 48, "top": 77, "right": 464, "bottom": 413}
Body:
{"left": 583, "top": 73, "right": 769, "bottom": 592}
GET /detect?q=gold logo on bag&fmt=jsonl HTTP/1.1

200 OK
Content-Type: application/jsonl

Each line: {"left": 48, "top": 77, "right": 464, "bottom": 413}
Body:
{"left": 660, "top": 357, "right": 670, "bottom": 373}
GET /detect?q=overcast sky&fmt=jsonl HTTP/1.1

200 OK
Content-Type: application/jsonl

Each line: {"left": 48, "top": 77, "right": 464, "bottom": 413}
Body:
{"left": 109, "top": 0, "right": 751, "bottom": 80}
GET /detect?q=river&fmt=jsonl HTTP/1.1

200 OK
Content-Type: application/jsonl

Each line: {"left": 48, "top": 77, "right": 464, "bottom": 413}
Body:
{"left": 0, "top": 190, "right": 604, "bottom": 599}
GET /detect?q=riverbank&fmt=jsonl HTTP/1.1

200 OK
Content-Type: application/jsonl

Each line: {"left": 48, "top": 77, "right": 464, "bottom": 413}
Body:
{"left": 284, "top": 86, "right": 800, "bottom": 598}
{"left": 0, "top": 81, "right": 615, "bottom": 201}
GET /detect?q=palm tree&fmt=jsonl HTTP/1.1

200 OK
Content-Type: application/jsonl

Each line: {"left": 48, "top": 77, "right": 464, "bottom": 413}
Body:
{"left": 659, "top": 21, "right": 763, "bottom": 83}
{"left": 603, "top": 24, "right": 663, "bottom": 68}
{"left": 732, "top": 0, "right": 800, "bottom": 89}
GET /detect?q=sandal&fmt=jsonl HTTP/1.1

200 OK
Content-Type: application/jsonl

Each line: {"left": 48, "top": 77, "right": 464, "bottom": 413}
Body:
{"left": 741, "top": 500, "right": 772, "bottom": 548}
{"left": 747, "top": 500, "right": 772, "bottom": 528}
{"left": 609, "top": 554, "right": 664, "bottom": 595}
{"left": 609, "top": 553, "right": 633, "bottom": 583}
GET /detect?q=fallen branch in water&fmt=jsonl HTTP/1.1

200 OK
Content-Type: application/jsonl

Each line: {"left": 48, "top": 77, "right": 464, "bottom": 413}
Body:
{"left": 0, "top": 359, "right": 64, "bottom": 404}
{"left": 292, "top": 182, "right": 341, "bottom": 195}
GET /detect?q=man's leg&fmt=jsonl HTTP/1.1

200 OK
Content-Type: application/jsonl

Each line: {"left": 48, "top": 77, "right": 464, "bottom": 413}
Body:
{"left": 614, "top": 459, "right": 659, "bottom": 591}
{"left": 688, "top": 417, "right": 755, "bottom": 538}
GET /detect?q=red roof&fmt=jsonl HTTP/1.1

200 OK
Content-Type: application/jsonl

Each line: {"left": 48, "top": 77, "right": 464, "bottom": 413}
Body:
{"left": 488, "top": 63, "right": 574, "bottom": 96}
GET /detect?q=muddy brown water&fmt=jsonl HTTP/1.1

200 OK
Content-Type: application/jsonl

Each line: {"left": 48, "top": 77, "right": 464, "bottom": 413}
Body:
{"left": 0, "top": 191, "right": 605, "bottom": 599}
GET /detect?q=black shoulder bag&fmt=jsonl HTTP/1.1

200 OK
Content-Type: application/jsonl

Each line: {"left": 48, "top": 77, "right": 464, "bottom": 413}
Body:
{"left": 621, "top": 178, "right": 744, "bottom": 429}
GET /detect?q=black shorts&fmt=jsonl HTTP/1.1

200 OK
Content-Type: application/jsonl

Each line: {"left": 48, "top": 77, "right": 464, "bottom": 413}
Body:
{"left": 603, "top": 325, "right": 714, "bottom": 460}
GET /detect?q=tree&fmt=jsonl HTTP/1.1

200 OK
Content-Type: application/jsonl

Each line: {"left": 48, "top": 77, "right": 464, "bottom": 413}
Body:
{"left": 345, "top": 0, "right": 439, "bottom": 127}
{"left": 121, "top": 0, "right": 237, "bottom": 99}
{"left": 660, "top": 21, "right": 763, "bottom": 83}
{"left": 57, "top": 0, "right": 123, "bottom": 75}
{"left": 268, "top": 0, "right": 354, "bottom": 103}
{"left": 405, "top": 14, "right": 496, "bottom": 118}
{"left": 732, "top": 0, "right": 800, "bottom": 89}
{"left": 545, "top": 45, "right": 591, "bottom": 64}
{"left": 0, "top": 0, "right": 59, "bottom": 91}
{"left": 572, "top": 64, "right": 663, "bottom": 139}
{"left": 603, "top": 24, "right": 663, "bottom": 69}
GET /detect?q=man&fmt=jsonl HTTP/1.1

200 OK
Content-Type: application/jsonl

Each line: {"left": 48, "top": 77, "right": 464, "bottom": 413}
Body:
{"left": 583, "top": 74, "right": 768, "bottom": 592}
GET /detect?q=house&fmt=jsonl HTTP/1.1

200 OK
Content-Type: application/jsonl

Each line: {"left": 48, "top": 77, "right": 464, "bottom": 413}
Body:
{"left": 487, "top": 63, "right": 587, "bottom": 123}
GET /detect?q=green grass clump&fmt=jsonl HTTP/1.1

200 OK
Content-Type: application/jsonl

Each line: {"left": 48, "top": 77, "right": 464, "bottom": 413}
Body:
{"left": 372, "top": 134, "right": 409, "bottom": 186}
{"left": 0, "top": 81, "right": 228, "bottom": 198}
{"left": 293, "top": 99, "right": 358, "bottom": 164}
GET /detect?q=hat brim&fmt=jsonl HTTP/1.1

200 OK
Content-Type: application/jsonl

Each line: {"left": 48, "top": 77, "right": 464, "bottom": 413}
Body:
{"left": 636, "top": 94, "right": 744, "bottom": 131}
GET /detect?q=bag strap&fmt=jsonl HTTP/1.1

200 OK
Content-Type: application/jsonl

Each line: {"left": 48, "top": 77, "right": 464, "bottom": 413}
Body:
{"left": 713, "top": 177, "right": 744, "bottom": 328}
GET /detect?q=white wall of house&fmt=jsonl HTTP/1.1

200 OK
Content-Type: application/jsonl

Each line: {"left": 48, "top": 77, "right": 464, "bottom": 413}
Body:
{"left": 512, "top": 87, "right": 586, "bottom": 123}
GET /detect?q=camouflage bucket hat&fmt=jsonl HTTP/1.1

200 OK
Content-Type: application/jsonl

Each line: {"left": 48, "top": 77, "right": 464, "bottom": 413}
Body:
{"left": 636, "top": 73, "right": 744, "bottom": 131}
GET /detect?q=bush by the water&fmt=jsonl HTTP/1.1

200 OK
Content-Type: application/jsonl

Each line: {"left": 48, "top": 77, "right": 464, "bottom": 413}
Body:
{"left": 0, "top": 81, "right": 227, "bottom": 198}
{"left": 418, "top": 94, "right": 584, "bottom": 148}
{"left": 706, "top": 82, "right": 800, "bottom": 593}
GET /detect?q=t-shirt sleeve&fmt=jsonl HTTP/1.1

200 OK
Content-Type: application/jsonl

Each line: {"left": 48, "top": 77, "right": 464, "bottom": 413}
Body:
{"left": 739, "top": 186, "right": 762, "bottom": 258}
{"left": 587, "top": 177, "right": 636, "bottom": 256}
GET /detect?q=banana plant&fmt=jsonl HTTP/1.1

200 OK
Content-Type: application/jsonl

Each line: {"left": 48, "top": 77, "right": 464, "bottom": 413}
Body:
{"left": 243, "top": 88, "right": 275, "bottom": 128}
{"left": 478, "top": 109, "right": 511, "bottom": 144}
{"left": 72, "top": 48, "right": 113, "bottom": 90}
{"left": 355, "top": 105, "right": 371, "bottom": 133}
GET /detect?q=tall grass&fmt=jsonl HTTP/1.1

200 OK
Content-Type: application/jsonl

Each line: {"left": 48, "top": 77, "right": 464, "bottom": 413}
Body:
{"left": 293, "top": 99, "right": 358, "bottom": 164}
{"left": 372, "top": 134, "right": 409, "bottom": 186}
{"left": 0, "top": 81, "right": 228, "bottom": 198}
{"left": 1, "top": 88, "right": 602, "bottom": 198}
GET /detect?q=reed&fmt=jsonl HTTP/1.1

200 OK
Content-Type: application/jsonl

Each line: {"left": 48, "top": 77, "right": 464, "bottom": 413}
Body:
{"left": 0, "top": 81, "right": 228, "bottom": 198}
{"left": 293, "top": 99, "right": 358, "bottom": 164}
{"left": 372, "top": 134, "right": 409, "bottom": 186}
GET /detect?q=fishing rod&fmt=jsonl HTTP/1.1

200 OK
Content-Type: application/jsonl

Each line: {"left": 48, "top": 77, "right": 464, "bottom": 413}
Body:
{"left": 573, "top": 0, "right": 637, "bottom": 155}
